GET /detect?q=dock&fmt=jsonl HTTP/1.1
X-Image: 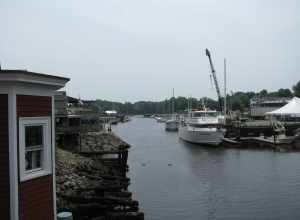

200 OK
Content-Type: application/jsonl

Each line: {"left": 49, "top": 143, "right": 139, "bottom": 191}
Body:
{"left": 226, "top": 120, "right": 300, "bottom": 137}
{"left": 222, "top": 134, "right": 300, "bottom": 151}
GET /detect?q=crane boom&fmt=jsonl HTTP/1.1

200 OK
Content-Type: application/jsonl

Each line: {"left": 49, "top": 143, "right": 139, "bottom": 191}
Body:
{"left": 205, "top": 48, "right": 222, "bottom": 111}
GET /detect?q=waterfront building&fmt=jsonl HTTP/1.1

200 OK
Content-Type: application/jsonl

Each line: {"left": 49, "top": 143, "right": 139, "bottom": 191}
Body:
{"left": 250, "top": 97, "right": 291, "bottom": 119}
{"left": 54, "top": 92, "right": 105, "bottom": 151}
{"left": 0, "top": 69, "right": 69, "bottom": 220}
{"left": 266, "top": 97, "right": 300, "bottom": 122}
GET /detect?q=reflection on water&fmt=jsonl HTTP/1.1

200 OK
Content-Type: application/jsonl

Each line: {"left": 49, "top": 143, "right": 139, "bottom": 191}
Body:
{"left": 113, "top": 117, "right": 300, "bottom": 220}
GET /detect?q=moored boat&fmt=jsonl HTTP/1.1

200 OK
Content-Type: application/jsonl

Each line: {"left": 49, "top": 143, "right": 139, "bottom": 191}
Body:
{"left": 165, "top": 88, "right": 179, "bottom": 131}
{"left": 179, "top": 109, "right": 225, "bottom": 146}
{"left": 165, "top": 119, "right": 179, "bottom": 131}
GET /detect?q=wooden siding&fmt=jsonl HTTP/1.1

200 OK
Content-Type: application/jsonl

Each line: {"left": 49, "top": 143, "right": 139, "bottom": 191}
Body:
{"left": 17, "top": 95, "right": 52, "bottom": 117}
{"left": 0, "top": 94, "right": 10, "bottom": 220}
{"left": 19, "top": 175, "right": 54, "bottom": 220}
{"left": 17, "top": 95, "right": 54, "bottom": 220}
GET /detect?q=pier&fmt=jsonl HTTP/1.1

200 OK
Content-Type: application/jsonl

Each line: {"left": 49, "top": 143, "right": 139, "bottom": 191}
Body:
{"left": 222, "top": 134, "right": 300, "bottom": 151}
{"left": 54, "top": 92, "right": 143, "bottom": 220}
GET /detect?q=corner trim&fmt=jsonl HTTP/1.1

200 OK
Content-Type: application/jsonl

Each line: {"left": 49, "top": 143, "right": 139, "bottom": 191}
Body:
{"left": 52, "top": 95, "right": 57, "bottom": 219}
{"left": 8, "top": 87, "right": 19, "bottom": 220}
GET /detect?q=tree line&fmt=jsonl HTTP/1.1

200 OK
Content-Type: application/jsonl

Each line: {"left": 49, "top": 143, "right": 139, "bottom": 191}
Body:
{"left": 91, "top": 80, "right": 300, "bottom": 114}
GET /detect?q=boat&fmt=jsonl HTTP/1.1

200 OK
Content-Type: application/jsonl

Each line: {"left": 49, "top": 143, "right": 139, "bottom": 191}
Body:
{"left": 155, "top": 116, "right": 166, "bottom": 123}
{"left": 165, "top": 88, "right": 179, "bottom": 131}
{"left": 178, "top": 109, "right": 225, "bottom": 146}
{"left": 178, "top": 49, "right": 227, "bottom": 146}
{"left": 165, "top": 117, "right": 179, "bottom": 131}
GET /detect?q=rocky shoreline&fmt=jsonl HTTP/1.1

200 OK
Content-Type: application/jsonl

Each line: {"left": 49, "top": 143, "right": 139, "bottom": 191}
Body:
{"left": 56, "top": 132, "right": 144, "bottom": 220}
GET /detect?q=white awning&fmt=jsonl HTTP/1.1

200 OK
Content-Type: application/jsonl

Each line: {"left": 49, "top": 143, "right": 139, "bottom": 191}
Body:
{"left": 265, "top": 97, "right": 300, "bottom": 116}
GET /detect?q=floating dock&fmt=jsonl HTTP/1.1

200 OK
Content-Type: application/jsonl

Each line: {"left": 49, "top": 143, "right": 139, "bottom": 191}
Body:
{"left": 222, "top": 134, "right": 300, "bottom": 151}
{"left": 226, "top": 120, "right": 300, "bottom": 137}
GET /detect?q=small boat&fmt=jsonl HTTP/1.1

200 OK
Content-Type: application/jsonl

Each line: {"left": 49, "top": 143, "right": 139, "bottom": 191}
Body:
{"left": 156, "top": 117, "right": 165, "bottom": 123}
{"left": 165, "top": 88, "right": 179, "bottom": 131}
{"left": 178, "top": 109, "right": 225, "bottom": 146}
{"left": 165, "top": 118, "right": 179, "bottom": 131}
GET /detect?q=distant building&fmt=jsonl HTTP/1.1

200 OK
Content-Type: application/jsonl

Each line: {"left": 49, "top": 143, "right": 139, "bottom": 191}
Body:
{"left": 54, "top": 92, "right": 104, "bottom": 151}
{"left": 250, "top": 97, "right": 291, "bottom": 118}
{"left": 54, "top": 91, "right": 68, "bottom": 116}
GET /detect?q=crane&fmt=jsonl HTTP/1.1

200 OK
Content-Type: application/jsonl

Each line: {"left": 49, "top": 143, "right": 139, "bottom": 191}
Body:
{"left": 205, "top": 48, "right": 222, "bottom": 111}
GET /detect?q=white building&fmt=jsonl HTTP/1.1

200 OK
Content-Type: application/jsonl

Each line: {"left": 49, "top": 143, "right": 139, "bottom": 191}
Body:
{"left": 250, "top": 97, "right": 291, "bottom": 118}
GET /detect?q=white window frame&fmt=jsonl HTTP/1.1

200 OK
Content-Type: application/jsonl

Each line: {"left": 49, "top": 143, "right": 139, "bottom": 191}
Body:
{"left": 19, "top": 117, "right": 52, "bottom": 182}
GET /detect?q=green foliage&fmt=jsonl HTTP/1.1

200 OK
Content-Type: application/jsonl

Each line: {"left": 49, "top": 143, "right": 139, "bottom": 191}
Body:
{"left": 259, "top": 89, "right": 268, "bottom": 97}
{"left": 293, "top": 81, "right": 300, "bottom": 98}
{"left": 90, "top": 84, "right": 298, "bottom": 114}
{"left": 277, "top": 88, "right": 293, "bottom": 97}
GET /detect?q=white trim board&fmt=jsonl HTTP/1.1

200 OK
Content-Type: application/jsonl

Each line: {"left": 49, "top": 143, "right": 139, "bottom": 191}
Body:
{"left": 8, "top": 88, "right": 19, "bottom": 220}
{"left": 52, "top": 95, "right": 57, "bottom": 219}
{"left": 14, "top": 85, "right": 54, "bottom": 97}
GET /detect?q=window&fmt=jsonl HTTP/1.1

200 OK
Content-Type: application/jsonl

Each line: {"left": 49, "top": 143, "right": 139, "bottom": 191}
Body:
{"left": 25, "top": 125, "right": 43, "bottom": 171}
{"left": 19, "top": 117, "right": 52, "bottom": 181}
{"left": 192, "top": 112, "right": 218, "bottom": 117}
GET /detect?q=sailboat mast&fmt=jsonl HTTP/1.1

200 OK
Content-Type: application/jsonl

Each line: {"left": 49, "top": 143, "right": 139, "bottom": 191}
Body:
{"left": 172, "top": 88, "right": 175, "bottom": 114}
{"left": 224, "top": 58, "right": 227, "bottom": 116}
{"left": 187, "top": 96, "right": 190, "bottom": 112}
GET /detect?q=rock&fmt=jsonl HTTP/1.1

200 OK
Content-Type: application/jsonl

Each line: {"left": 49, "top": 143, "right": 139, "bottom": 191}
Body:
{"left": 56, "top": 145, "right": 142, "bottom": 220}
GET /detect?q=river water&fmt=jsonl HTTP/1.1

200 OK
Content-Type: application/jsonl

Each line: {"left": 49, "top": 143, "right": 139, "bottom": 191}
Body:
{"left": 113, "top": 117, "right": 300, "bottom": 220}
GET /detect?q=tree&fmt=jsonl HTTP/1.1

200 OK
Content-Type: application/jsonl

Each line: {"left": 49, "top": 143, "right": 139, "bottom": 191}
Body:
{"left": 277, "top": 88, "right": 293, "bottom": 97}
{"left": 259, "top": 89, "right": 268, "bottom": 97}
{"left": 293, "top": 81, "right": 300, "bottom": 98}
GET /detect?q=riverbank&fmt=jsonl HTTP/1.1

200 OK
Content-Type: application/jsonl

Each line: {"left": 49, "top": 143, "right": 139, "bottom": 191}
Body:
{"left": 56, "top": 132, "right": 144, "bottom": 220}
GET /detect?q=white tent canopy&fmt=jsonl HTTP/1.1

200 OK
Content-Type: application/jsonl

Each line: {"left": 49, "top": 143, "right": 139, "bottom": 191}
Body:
{"left": 265, "top": 97, "right": 300, "bottom": 117}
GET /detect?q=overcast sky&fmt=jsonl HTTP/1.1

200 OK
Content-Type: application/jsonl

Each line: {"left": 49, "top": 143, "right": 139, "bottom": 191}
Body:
{"left": 1, "top": 0, "right": 299, "bottom": 102}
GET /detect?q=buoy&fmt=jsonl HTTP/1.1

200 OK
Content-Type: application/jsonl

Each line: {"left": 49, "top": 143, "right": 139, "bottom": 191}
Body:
{"left": 57, "top": 212, "right": 73, "bottom": 220}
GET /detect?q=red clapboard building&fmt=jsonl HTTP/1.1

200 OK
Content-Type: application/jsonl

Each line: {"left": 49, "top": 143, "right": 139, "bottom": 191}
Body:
{"left": 0, "top": 69, "right": 69, "bottom": 220}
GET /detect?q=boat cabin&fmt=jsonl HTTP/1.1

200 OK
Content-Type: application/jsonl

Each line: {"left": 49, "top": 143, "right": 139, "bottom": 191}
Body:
{"left": 189, "top": 110, "right": 218, "bottom": 118}
{"left": 0, "top": 69, "right": 69, "bottom": 220}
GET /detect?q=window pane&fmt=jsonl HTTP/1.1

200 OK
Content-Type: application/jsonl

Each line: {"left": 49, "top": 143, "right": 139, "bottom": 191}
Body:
{"left": 32, "top": 150, "right": 42, "bottom": 169}
{"left": 25, "top": 150, "right": 42, "bottom": 171}
{"left": 25, "top": 125, "right": 43, "bottom": 147}
{"left": 25, "top": 151, "right": 32, "bottom": 170}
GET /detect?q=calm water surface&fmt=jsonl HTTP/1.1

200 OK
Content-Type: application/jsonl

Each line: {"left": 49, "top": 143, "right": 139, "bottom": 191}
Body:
{"left": 113, "top": 117, "right": 300, "bottom": 220}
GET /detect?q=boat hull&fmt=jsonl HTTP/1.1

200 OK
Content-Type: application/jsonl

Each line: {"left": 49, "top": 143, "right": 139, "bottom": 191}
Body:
{"left": 179, "top": 125, "right": 224, "bottom": 146}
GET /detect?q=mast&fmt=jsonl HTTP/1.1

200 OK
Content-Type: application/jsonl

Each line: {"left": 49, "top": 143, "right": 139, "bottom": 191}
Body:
{"left": 172, "top": 88, "right": 175, "bottom": 115}
{"left": 224, "top": 58, "right": 227, "bottom": 116}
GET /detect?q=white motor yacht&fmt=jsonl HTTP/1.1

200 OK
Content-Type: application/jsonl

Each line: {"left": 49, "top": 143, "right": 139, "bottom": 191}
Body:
{"left": 179, "top": 109, "right": 225, "bottom": 146}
